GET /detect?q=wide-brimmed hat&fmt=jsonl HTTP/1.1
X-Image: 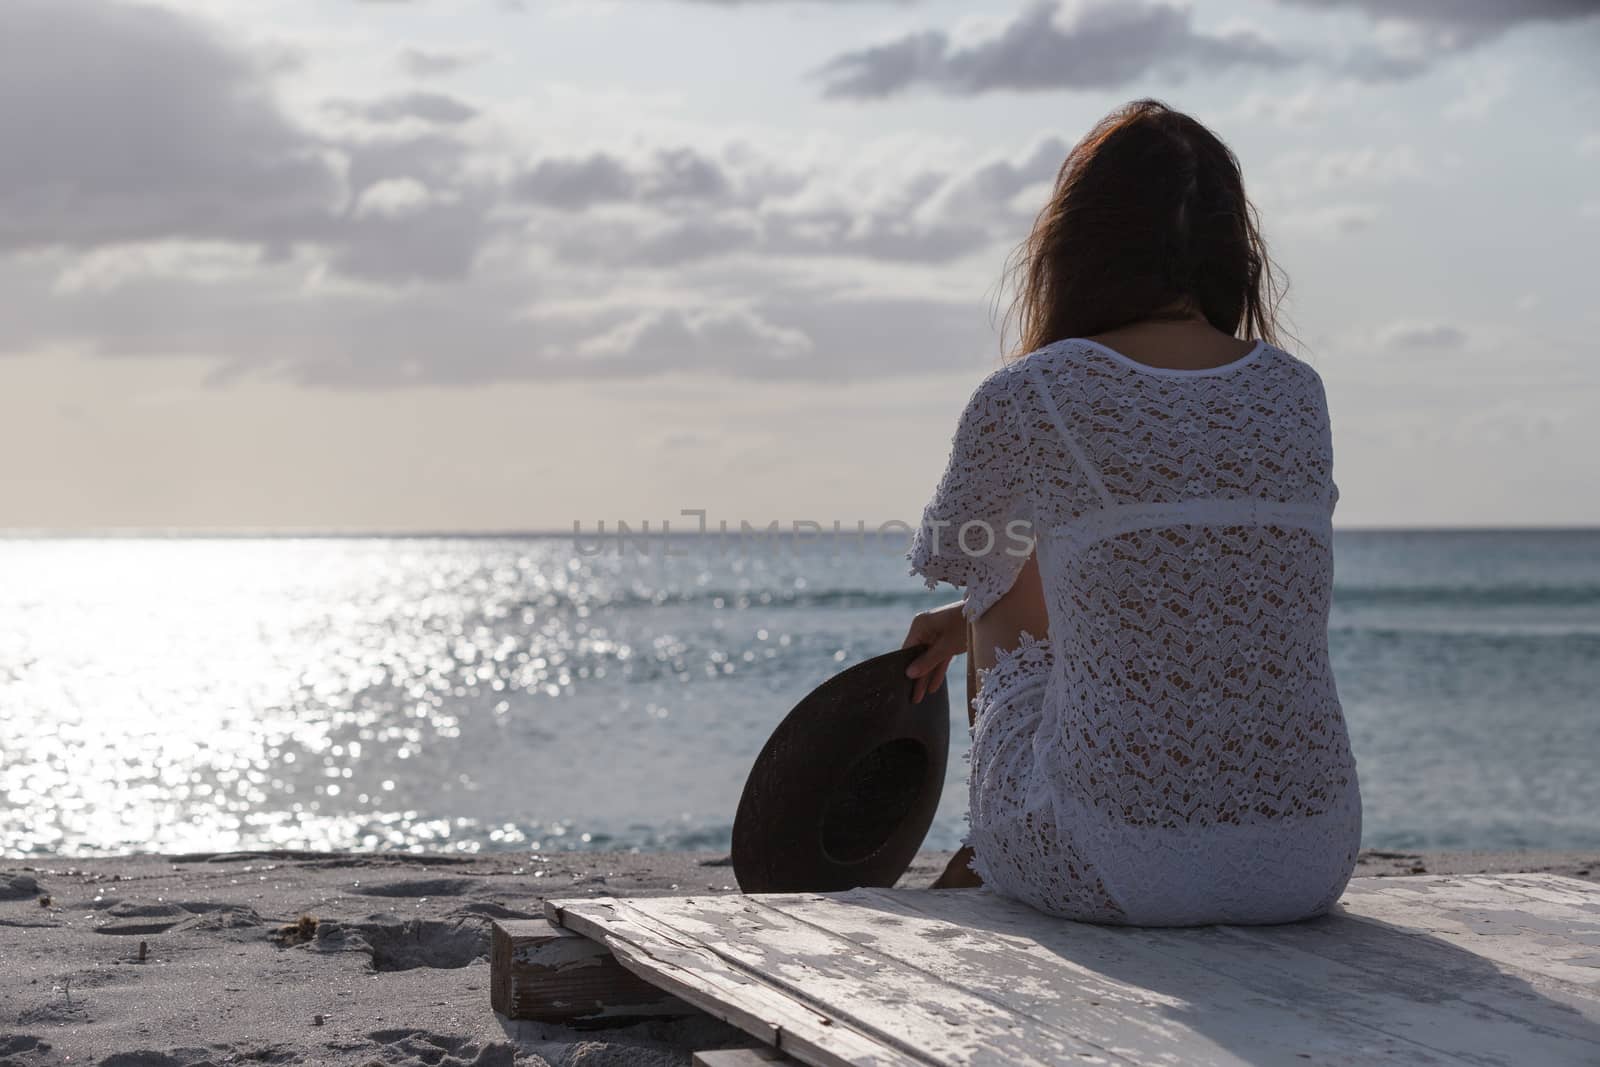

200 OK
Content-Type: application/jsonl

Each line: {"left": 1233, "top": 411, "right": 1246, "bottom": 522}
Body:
{"left": 731, "top": 646, "right": 950, "bottom": 893}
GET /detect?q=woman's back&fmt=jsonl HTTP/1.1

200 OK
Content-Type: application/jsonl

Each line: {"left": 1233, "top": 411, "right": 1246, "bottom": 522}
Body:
{"left": 909, "top": 336, "right": 1362, "bottom": 924}
{"left": 906, "top": 99, "right": 1362, "bottom": 923}
{"left": 1023, "top": 337, "right": 1356, "bottom": 830}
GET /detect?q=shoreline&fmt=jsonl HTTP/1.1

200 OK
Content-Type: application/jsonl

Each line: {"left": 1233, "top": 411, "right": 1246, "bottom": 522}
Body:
{"left": 4, "top": 848, "right": 1597, "bottom": 1065}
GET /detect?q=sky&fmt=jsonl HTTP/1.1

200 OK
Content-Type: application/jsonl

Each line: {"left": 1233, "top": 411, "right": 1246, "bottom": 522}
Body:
{"left": 1, "top": 0, "right": 1597, "bottom": 533}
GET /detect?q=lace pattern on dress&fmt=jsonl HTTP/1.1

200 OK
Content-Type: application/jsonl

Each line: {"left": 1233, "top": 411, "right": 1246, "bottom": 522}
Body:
{"left": 911, "top": 339, "right": 1362, "bottom": 925}
{"left": 965, "top": 631, "right": 1126, "bottom": 922}
{"left": 906, "top": 375, "right": 1034, "bottom": 621}
{"left": 972, "top": 629, "right": 1053, "bottom": 718}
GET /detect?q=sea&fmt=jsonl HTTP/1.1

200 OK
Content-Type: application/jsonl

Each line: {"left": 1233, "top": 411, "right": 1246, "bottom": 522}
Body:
{"left": 1, "top": 530, "right": 1597, "bottom": 858}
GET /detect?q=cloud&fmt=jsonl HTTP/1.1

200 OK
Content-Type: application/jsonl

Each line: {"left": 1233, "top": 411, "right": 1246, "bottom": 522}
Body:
{"left": 1278, "top": 0, "right": 1599, "bottom": 45}
{"left": 0, "top": 0, "right": 1050, "bottom": 387}
{"left": 531, "top": 292, "right": 993, "bottom": 384}
{"left": 334, "top": 186, "right": 497, "bottom": 283}
{"left": 7, "top": 237, "right": 999, "bottom": 386}
{"left": 342, "top": 132, "right": 474, "bottom": 196}
{"left": 1276, "top": 0, "right": 1600, "bottom": 79}
{"left": 648, "top": 147, "right": 735, "bottom": 201}
{"left": 916, "top": 135, "right": 1069, "bottom": 217}
{"left": 1377, "top": 322, "right": 1468, "bottom": 352}
{"left": 566, "top": 308, "right": 814, "bottom": 375}
{"left": 512, "top": 139, "right": 1027, "bottom": 266}
{"left": 0, "top": 0, "right": 500, "bottom": 285}
{"left": 524, "top": 134, "right": 1068, "bottom": 270}
{"left": 329, "top": 91, "right": 480, "bottom": 125}
{"left": 815, "top": 0, "right": 1296, "bottom": 98}
{"left": 0, "top": 0, "right": 343, "bottom": 252}
{"left": 812, "top": 0, "right": 1599, "bottom": 98}
{"left": 397, "top": 46, "right": 487, "bottom": 78}
{"left": 511, "top": 147, "right": 734, "bottom": 209}
{"left": 627, "top": 217, "right": 765, "bottom": 267}
{"left": 512, "top": 153, "right": 637, "bottom": 209}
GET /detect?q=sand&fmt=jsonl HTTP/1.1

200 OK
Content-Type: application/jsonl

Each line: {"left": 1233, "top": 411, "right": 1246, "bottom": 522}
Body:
{"left": 3, "top": 847, "right": 1596, "bottom": 1065}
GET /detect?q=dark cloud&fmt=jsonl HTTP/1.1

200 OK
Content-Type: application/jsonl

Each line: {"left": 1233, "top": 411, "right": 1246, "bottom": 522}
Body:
{"left": 512, "top": 147, "right": 737, "bottom": 210}
{"left": 330, "top": 132, "right": 502, "bottom": 282}
{"left": 812, "top": 0, "right": 1597, "bottom": 96}
{"left": 1277, "top": 0, "right": 1600, "bottom": 79}
{"left": 336, "top": 185, "right": 499, "bottom": 282}
{"left": 342, "top": 132, "right": 472, "bottom": 194}
{"left": 4, "top": 239, "right": 992, "bottom": 387}
{"left": 0, "top": 0, "right": 1044, "bottom": 385}
{"left": 0, "top": 0, "right": 500, "bottom": 285}
{"left": 329, "top": 91, "right": 480, "bottom": 125}
{"left": 512, "top": 153, "right": 638, "bottom": 209}
{"left": 547, "top": 208, "right": 990, "bottom": 269}
{"left": 926, "top": 136, "right": 1069, "bottom": 214}
{"left": 0, "top": 0, "right": 342, "bottom": 251}
{"left": 815, "top": 1, "right": 1296, "bottom": 98}
{"left": 647, "top": 147, "right": 734, "bottom": 201}
{"left": 526, "top": 135, "right": 1064, "bottom": 269}
{"left": 1281, "top": 0, "right": 1599, "bottom": 43}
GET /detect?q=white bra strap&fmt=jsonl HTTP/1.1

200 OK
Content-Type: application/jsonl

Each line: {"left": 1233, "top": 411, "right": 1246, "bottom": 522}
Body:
{"left": 1024, "top": 360, "right": 1113, "bottom": 508}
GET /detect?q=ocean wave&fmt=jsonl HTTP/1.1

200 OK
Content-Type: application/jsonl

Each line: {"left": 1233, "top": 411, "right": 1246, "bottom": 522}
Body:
{"left": 1332, "top": 583, "right": 1600, "bottom": 609}
{"left": 547, "top": 581, "right": 1600, "bottom": 613}
{"left": 521, "top": 586, "right": 940, "bottom": 612}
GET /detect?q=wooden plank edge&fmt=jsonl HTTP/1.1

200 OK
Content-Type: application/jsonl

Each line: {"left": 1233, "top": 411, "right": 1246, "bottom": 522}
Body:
{"left": 490, "top": 916, "right": 696, "bottom": 1026}
{"left": 737, "top": 894, "right": 1134, "bottom": 1066}
{"left": 548, "top": 897, "right": 925, "bottom": 1067}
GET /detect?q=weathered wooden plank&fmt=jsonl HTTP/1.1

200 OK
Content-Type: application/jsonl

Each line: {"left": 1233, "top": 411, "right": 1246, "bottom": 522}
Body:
{"left": 1145, "top": 905, "right": 1600, "bottom": 1064}
{"left": 1209, "top": 912, "right": 1600, "bottom": 1060}
{"left": 1337, "top": 875, "right": 1600, "bottom": 990}
{"left": 490, "top": 918, "right": 694, "bottom": 1025}
{"left": 1351, "top": 873, "right": 1600, "bottom": 920}
{"left": 552, "top": 876, "right": 1600, "bottom": 1067}
{"left": 692, "top": 1048, "right": 797, "bottom": 1067}
{"left": 795, "top": 887, "right": 1471, "bottom": 1065}
{"left": 548, "top": 898, "right": 920, "bottom": 1067}
{"left": 879, "top": 880, "right": 1600, "bottom": 1066}
{"left": 1458, "top": 873, "right": 1600, "bottom": 909}
{"left": 613, "top": 893, "right": 1131, "bottom": 1066}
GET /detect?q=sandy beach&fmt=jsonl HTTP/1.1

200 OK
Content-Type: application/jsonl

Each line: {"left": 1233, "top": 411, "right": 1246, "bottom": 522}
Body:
{"left": 3, "top": 848, "right": 1595, "bottom": 1065}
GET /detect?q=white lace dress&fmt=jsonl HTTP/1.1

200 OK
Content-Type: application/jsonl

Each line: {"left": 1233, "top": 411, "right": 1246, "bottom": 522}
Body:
{"left": 909, "top": 337, "right": 1362, "bottom": 926}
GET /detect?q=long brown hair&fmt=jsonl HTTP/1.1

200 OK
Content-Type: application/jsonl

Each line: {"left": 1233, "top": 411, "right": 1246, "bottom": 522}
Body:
{"left": 1000, "top": 99, "right": 1285, "bottom": 359}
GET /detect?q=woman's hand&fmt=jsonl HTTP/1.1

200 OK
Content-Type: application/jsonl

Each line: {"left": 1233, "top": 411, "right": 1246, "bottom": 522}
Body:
{"left": 901, "top": 600, "right": 968, "bottom": 704}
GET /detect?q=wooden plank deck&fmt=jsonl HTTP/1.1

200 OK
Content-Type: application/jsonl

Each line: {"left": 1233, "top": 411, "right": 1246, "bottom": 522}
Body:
{"left": 545, "top": 874, "right": 1600, "bottom": 1067}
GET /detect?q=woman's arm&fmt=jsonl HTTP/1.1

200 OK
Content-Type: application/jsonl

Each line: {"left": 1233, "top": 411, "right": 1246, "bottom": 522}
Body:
{"left": 901, "top": 600, "right": 967, "bottom": 705}
{"left": 902, "top": 548, "right": 1049, "bottom": 707}
{"left": 970, "top": 552, "right": 1049, "bottom": 673}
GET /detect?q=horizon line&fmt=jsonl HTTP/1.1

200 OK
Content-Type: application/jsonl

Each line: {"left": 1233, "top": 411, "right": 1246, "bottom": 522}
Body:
{"left": 2, "top": 524, "right": 1599, "bottom": 540}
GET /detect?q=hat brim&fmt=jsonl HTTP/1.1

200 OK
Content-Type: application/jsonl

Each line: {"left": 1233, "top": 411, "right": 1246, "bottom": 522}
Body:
{"left": 731, "top": 646, "right": 950, "bottom": 894}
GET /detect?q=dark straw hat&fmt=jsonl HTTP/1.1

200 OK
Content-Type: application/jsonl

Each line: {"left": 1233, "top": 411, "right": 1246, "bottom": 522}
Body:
{"left": 731, "top": 646, "right": 950, "bottom": 893}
